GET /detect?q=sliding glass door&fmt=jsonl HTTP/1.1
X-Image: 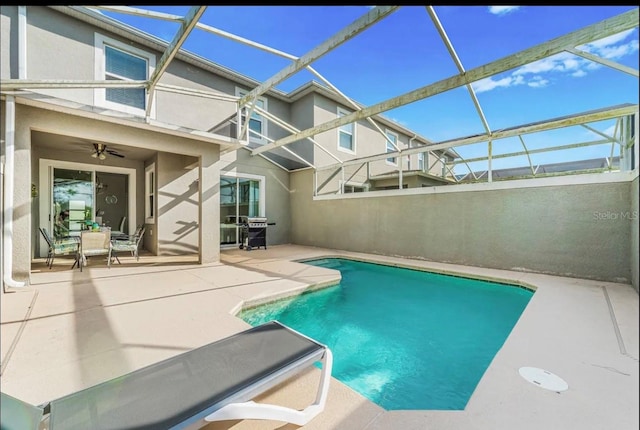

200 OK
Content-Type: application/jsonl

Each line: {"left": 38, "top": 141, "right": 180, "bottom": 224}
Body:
{"left": 38, "top": 159, "right": 137, "bottom": 258}
{"left": 220, "top": 175, "right": 263, "bottom": 246}
{"left": 52, "top": 168, "right": 93, "bottom": 237}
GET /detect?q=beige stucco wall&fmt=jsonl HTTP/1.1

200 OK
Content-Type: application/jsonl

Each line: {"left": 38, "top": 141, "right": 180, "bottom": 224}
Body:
{"left": 631, "top": 175, "right": 639, "bottom": 292}
{"left": 18, "top": 7, "right": 99, "bottom": 105}
{"left": 5, "top": 103, "right": 35, "bottom": 283}
{"left": 288, "top": 93, "right": 315, "bottom": 164}
{"left": 290, "top": 169, "right": 635, "bottom": 284}
{"left": 0, "top": 6, "right": 18, "bottom": 79}
{"left": 156, "top": 153, "right": 200, "bottom": 255}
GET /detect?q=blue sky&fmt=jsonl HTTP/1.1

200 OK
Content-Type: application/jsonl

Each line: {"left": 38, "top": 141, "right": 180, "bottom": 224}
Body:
{"left": 100, "top": 6, "right": 638, "bottom": 172}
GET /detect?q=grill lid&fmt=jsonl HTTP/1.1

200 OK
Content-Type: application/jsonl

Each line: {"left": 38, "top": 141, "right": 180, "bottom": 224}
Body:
{"left": 247, "top": 217, "right": 267, "bottom": 223}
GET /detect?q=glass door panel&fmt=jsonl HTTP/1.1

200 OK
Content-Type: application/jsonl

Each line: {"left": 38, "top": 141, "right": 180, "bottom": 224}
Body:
{"left": 220, "top": 176, "right": 261, "bottom": 246}
{"left": 53, "top": 168, "right": 93, "bottom": 238}
{"left": 220, "top": 176, "right": 238, "bottom": 245}
{"left": 238, "top": 178, "right": 260, "bottom": 218}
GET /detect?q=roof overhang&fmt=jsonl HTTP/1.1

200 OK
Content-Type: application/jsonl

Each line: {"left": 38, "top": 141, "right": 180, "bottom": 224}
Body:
{"left": 1, "top": 91, "right": 236, "bottom": 151}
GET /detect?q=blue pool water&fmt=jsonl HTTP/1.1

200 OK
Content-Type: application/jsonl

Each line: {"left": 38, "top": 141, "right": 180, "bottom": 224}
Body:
{"left": 239, "top": 258, "right": 533, "bottom": 410}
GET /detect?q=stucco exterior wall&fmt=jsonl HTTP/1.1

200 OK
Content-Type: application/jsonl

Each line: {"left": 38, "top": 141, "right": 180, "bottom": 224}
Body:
{"left": 631, "top": 175, "right": 639, "bottom": 292}
{"left": 0, "top": 6, "right": 18, "bottom": 79}
{"left": 19, "top": 7, "right": 102, "bottom": 105}
{"left": 156, "top": 152, "right": 199, "bottom": 255}
{"left": 288, "top": 93, "right": 315, "bottom": 164}
{"left": 156, "top": 63, "right": 237, "bottom": 135}
{"left": 2, "top": 102, "right": 31, "bottom": 283}
{"left": 290, "top": 169, "right": 634, "bottom": 284}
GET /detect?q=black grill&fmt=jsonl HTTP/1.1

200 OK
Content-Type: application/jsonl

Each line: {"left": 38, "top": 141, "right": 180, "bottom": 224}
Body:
{"left": 238, "top": 217, "right": 273, "bottom": 251}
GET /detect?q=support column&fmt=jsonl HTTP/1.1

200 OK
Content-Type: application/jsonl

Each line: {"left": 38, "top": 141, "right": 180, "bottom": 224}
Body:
{"left": 200, "top": 149, "right": 220, "bottom": 264}
{"left": 3, "top": 98, "right": 30, "bottom": 286}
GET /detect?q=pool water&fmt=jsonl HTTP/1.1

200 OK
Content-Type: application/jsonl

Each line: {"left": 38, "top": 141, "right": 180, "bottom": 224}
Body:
{"left": 239, "top": 258, "right": 533, "bottom": 410}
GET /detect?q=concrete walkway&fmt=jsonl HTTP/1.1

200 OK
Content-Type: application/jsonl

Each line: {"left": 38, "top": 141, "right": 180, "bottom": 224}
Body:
{"left": 1, "top": 245, "right": 638, "bottom": 429}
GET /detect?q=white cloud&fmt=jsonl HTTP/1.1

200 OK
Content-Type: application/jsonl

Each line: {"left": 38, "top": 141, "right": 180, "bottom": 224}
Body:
{"left": 527, "top": 76, "right": 549, "bottom": 88}
{"left": 578, "top": 29, "right": 639, "bottom": 60}
{"left": 476, "top": 29, "right": 638, "bottom": 93}
{"left": 472, "top": 75, "right": 524, "bottom": 93}
{"left": 595, "top": 40, "right": 639, "bottom": 59}
{"left": 580, "top": 29, "right": 634, "bottom": 51}
{"left": 488, "top": 6, "right": 520, "bottom": 16}
{"left": 513, "top": 52, "right": 582, "bottom": 76}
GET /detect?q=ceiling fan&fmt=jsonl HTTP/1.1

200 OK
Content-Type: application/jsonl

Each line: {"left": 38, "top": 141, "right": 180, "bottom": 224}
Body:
{"left": 92, "top": 143, "right": 125, "bottom": 160}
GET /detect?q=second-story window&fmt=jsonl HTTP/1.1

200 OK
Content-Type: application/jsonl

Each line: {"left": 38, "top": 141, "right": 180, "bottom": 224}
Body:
{"left": 236, "top": 88, "right": 268, "bottom": 144}
{"left": 386, "top": 130, "right": 398, "bottom": 165}
{"left": 337, "top": 107, "right": 355, "bottom": 153}
{"left": 105, "top": 45, "right": 147, "bottom": 109}
{"left": 95, "top": 34, "right": 155, "bottom": 117}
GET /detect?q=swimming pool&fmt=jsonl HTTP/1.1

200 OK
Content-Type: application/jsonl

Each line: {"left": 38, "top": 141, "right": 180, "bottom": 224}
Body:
{"left": 239, "top": 258, "right": 534, "bottom": 410}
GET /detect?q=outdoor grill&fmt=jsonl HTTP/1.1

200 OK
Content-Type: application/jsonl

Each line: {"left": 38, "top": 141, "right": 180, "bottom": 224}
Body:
{"left": 238, "top": 216, "right": 273, "bottom": 251}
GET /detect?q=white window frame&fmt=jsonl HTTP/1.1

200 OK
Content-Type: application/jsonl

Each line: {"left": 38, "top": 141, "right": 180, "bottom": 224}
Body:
{"left": 145, "top": 163, "right": 155, "bottom": 223}
{"left": 235, "top": 87, "right": 268, "bottom": 145}
{"left": 94, "top": 33, "right": 156, "bottom": 118}
{"left": 418, "top": 151, "right": 425, "bottom": 171}
{"left": 337, "top": 107, "right": 356, "bottom": 154}
{"left": 385, "top": 129, "right": 398, "bottom": 166}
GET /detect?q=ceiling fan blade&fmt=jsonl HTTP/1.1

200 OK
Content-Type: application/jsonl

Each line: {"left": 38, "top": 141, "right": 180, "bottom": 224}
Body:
{"left": 107, "top": 151, "right": 125, "bottom": 158}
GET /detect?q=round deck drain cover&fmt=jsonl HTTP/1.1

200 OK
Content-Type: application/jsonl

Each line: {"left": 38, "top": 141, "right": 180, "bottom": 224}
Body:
{"left": 519, "top": 367, "right": 568, "bottom": 392}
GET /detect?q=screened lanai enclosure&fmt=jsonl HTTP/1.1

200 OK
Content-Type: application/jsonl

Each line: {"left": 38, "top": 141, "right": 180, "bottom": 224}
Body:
{"left": 2, "top": 6, "right": 637, "bottom": 188}
{"left": 1, "top": 5, "right": 638, "bottom": 289}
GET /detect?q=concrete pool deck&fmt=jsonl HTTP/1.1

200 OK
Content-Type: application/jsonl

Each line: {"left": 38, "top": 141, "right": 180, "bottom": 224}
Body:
{"left": 1, "top": 244, "right": 638, "bottom": 429}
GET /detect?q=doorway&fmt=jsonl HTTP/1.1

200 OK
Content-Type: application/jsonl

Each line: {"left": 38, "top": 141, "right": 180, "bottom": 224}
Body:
{"left": 95, "top": 172, "right": 129, "bottom": 234}
{"left": 38, "top": 159, "right": 136, "bottom": 258}
{"left": 219, "top": 173, "right": 265, "bottom": 247}
{"left": 52, "top": 168, "right": 93, "bottom": 237}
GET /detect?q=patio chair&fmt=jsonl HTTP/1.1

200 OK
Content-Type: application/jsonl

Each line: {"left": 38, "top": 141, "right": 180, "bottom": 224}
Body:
{"left": 79, "top": 230, "right": 112, "bottom": 271}
{"left": 111, "top": 225, "right": 145, "bottom": 263}
{"left": 38, "top": 227, "right": 80, "bottom": 269}
{"left": 0, "top": 321, "right": 333, "bottom": 429}
{"left": 110, "top": 216, "right": 128, "bottom": 240}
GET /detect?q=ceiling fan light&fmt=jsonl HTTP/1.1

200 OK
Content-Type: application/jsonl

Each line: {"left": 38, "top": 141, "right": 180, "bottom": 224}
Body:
{"left": 99, "top": 153, "right": 106, "bottom": 160}
{"left": 92, "top": 152, "right": 98, "bottom": 158}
